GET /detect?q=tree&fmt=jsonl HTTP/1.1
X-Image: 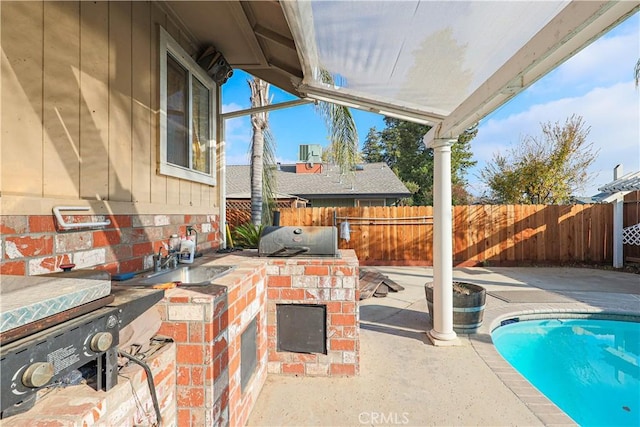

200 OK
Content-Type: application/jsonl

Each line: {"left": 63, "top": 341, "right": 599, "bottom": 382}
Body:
{"left": 363, "top": 118, "right": 477, "bottom": 205}
{"left": 248, "top": 77, "right": 276, "bottom": 226}
{"left": 362, "top": 127, "right": 385, "bottom": 163}
{"left": 479, "top": 115, "right": 598, "bottom": 204}
{"left": 247, "top": 71, "right": 360, "bottom": 226}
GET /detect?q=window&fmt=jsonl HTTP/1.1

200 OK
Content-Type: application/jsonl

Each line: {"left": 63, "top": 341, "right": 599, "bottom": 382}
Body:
{"left": 160, "top": 28, "right": 216, "bottom": 185}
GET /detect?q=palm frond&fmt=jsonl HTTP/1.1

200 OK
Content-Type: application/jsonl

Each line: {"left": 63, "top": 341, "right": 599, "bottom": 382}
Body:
{"left": 314, "top": 69, "right": 360, "bottom": 174}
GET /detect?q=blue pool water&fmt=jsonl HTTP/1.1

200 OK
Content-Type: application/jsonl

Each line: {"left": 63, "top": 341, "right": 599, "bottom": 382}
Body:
{"left": 492, "top": 318, "right": 640, "bottom": 426}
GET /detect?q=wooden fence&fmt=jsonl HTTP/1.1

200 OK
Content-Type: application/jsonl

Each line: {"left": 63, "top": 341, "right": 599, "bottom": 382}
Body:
{"left": 274, "top": 205, "right": 614, "bottom": 266}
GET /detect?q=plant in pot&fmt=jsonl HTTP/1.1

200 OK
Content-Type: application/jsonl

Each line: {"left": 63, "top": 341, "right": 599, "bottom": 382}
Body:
{"left": 424, "top": 281, "right": 486, "bottom": 333}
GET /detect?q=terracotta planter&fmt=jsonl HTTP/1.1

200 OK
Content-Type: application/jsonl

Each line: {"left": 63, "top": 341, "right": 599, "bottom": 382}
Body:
{"left": 424, "top": 282, "right": 486, "bottom": 334}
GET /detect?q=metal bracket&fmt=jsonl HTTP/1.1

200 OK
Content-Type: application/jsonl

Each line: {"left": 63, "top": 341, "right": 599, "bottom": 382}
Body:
{"left": 53, "top": 206, "right": 111, "bottom": 229}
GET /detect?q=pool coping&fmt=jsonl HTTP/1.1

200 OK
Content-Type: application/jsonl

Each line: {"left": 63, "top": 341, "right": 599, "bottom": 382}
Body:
{"left": 468, "top": 292, "right": 640, "bottom": 427}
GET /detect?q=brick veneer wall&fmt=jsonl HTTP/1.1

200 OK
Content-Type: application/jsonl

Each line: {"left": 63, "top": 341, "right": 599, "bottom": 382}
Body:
{"left": 155, "top": 257, "right": 268, "bottom": 427}
{"left": 0, "top": 214, "right": 221, "bottom": 276}
{"left": 1, "top": 341, "right": 176, "bottom": 426}
{"left": 1, "top": 251, "right": 359, "bottom": 426}
{"left": 265, "top": 250, "right": 360, "bottom": 376}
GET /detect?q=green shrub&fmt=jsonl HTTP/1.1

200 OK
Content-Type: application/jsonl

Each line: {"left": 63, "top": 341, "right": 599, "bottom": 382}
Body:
{"left": 232, "top": 223, "right": 264, "bottom": 249}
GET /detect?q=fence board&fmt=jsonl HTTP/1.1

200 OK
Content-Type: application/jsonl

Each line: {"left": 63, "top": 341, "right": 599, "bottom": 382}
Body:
{"left": 238, "top": 204, "right": 615, "bottom": 265}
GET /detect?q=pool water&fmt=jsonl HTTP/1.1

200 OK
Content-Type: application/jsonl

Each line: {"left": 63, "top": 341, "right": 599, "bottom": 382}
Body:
{"left": 492, "top": 318, "right": 640, "bottom": 426}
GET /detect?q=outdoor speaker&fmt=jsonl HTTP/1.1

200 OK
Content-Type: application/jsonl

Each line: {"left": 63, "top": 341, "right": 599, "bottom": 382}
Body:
{"left": 197, "top": 46, "right": 233, "bottom": 86}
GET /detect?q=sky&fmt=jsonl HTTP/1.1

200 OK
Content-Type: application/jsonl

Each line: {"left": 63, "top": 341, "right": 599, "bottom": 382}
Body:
{"left": 222, "top": 11, "right": 639, "bottom": 198}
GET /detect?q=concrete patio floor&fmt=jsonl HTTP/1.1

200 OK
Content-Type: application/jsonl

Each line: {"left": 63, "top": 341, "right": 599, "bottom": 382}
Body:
{"left": 247, "top": 266, "right": 640, "bottom": 427}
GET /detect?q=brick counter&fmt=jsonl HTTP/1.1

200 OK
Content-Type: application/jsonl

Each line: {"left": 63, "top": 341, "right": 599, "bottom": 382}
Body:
{"left": 265, "top": 250, "right": 360, "bottom": 376}
{"left": 1, "top": 250, "right": 359, "bottom": 426}
{"left": 156, "top": 257, "right": 267, "bottom": 427}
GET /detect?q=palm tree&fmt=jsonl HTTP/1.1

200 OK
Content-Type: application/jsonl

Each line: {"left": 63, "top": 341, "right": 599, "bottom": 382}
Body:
{"left": 247, "top": 72, "right": 359, "bottom": 226}
{"left": 248, "top": 77, "right": 276, "bottom": 226}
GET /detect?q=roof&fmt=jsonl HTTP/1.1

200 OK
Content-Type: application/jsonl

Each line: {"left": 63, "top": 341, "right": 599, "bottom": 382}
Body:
{"left": 226, "top": 163, "right": 411, "bottom": 200}
{"left": 163, "top": 1, "right": 302, "bottom": 95}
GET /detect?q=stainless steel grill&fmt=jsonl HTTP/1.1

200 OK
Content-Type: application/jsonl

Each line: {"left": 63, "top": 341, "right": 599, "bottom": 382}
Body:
{"left": 258, "top": 226, "right": 339, "bottom": 257}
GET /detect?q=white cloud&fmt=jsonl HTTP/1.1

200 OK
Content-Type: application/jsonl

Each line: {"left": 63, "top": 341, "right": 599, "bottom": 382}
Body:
{"left": 221, "top": 102, "right": 245, "bottom": 114}
{"left": 546, "top": 28, "right": 639, "bottom": 89}
{"left": 520, "top": 14, "right": 639, "bottom": 104}
{"left": 223, "top": 116, "right": 251, "bottom": 164}
{"left": 225, "top": 152, "right": 250, "bottom": 165}
{"left": 471, "top": 81, "right": 640, "bottom": 196}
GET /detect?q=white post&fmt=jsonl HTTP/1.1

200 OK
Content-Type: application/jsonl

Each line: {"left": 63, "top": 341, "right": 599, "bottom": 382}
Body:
{"left": 612, "top": 165, "right": 623, "bottom": 268}
{"left": 613, "top": 196, "right": 623, "bottom": 268}
{"left": 426, "top": 138, "right": 458, "bottom": 344}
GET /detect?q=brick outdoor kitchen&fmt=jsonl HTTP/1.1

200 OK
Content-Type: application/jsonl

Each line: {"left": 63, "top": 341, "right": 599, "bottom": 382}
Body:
{"left": 1, "top": 213, "right": 359, "bottom": 426}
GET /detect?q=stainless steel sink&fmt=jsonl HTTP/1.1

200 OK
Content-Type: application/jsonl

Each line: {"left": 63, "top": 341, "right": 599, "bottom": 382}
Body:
{"left": 139, "top": 265, "right": 234, "bottom": 285}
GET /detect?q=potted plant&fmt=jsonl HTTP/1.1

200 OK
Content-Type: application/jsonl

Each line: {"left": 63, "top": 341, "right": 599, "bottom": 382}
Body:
{"left": 424, "top": 281, "right": 486, "bottom": 333}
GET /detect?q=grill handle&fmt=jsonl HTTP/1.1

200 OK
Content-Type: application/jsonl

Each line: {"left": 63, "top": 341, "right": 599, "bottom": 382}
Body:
{"left": 271, "top": 246, "right": 310, "bottom": 257}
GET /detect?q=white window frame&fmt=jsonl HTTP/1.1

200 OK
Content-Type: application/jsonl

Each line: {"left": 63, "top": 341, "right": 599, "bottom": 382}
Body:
{"left": 159, "top": 27, "right": 216, "bottom": 185}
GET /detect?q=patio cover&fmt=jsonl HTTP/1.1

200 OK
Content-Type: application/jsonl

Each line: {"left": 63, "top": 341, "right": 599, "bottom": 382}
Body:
{"left": 281, "top": 1, "right": 638, "bottom": 141}
{"left": 274, "top": 0, "right": 639, "bottom": 344}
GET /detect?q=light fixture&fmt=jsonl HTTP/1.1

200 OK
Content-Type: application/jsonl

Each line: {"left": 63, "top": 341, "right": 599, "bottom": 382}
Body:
{"left": 197, "top": 46, "right": 233, "bottom": 86}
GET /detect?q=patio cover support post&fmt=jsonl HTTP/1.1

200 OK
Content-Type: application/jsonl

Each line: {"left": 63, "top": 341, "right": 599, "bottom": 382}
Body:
{"left": 613, "top": 196, "right": 623, "bottom": 268}
{"left": 426, "top": 138, "right": 458, "bottom": 344}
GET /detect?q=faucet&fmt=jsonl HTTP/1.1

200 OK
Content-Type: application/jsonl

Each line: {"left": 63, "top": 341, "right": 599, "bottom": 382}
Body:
{"left": 154, "top": 243, "right": 178, "bottom": 272}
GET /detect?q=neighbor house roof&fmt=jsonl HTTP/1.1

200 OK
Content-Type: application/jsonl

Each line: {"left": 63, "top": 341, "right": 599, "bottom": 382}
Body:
{"left": 226, "top": 163, "right": 411, "bottom": 200}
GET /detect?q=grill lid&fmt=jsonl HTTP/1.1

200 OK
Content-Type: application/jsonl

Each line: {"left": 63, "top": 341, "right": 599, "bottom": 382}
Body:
{"left": 258, "top": 226, "right": 339, "bottom": 257}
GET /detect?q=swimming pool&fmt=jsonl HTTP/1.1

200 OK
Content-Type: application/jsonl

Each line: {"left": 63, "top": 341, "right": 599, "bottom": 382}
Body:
{"left": 492, "top": 318, "right": 640, "bottom": 426}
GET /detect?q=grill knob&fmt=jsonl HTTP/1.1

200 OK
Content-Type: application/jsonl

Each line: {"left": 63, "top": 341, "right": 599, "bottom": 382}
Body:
{"left": 22, "top": 362, "right": 54, "bottom": 388}
{"left": 90, "top": 332, "right": 113, "bottom": 352}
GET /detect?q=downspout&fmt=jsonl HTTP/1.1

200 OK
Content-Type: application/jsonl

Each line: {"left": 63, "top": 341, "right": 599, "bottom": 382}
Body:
{"left": 424, "top": 126, "right": 459, "bottom": 346}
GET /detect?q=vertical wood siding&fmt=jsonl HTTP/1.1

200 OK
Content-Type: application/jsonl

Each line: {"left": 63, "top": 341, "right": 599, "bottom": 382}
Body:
{"left": 275, "top": 205, "right": 614, "bottom": 266}
{"left": 1, "top": 1, "right": 219, "bottom": 208}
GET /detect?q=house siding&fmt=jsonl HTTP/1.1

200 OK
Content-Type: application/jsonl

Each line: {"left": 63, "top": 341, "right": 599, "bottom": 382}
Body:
{"left": 1, "top": 1, "right": 218, "bottom": 206}
{"left": 1, "top": 1, "right": 223, "bottom": 274}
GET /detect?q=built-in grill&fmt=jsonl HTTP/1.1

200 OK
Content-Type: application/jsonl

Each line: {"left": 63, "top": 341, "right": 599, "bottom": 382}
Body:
{"left": 258, "top": 226, "right": 339, "bottom": 257}
{"left": 0, "top": 271, "right": 163, "bottom": 418}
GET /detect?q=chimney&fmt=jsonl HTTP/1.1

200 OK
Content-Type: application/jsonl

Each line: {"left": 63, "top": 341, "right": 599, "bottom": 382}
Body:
{"left": 296, "top": 144, "right": 323, "bottom": 174}
{"left": 614, "top": 164, "right": 623, "bottom": 180}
